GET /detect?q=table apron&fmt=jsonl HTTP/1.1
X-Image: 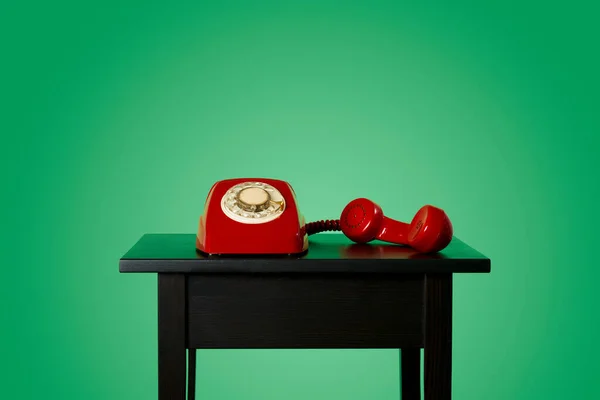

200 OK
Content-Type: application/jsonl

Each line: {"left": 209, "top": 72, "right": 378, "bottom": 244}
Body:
{"left": 185, "top": 273, "right": 425, "bottom": 349}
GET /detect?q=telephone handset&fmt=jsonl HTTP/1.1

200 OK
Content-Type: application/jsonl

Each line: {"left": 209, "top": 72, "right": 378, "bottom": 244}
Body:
{"left": 196, "top": 178, "right": 453, "bottom": 256}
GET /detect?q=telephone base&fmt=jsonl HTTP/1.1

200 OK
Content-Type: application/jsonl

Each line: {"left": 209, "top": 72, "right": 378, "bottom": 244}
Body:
{"left": 196, "top": 178, "right": 308, "bottom": 256}
{"left": 195, "top": 248, "right": 309, "bottom": 258}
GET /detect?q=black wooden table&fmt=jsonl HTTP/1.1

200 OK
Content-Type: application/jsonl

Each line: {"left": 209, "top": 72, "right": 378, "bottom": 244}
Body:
{"left": 119, "top": 233, "right": 490, "bottom": 400}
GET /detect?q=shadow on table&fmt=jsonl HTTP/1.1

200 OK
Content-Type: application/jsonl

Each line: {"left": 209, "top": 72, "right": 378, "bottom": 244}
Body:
{"left": 338, "top": 243, "right": 446, "bottom": 260}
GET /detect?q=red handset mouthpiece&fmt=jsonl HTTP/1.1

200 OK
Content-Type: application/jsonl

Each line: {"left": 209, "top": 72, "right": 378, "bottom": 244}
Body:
{"left": 339, "top": 198, "right": 385, "bottom": 243}
{"left": 339, "top": 198, "right": 453, "bottom": 253}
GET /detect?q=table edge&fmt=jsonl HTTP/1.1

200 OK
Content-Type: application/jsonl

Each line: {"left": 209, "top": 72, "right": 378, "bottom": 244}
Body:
{"left": 118, "top": 233, "right": 491, "bottom": 274}
{"left": 118, "top": 257, "right": 491, "bottom": 274}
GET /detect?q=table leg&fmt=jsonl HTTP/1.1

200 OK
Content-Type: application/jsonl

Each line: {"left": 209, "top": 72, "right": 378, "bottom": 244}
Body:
{"left": 424, "top": 274, "right": 452, "bottom": 400}
{"left": 401, "top": 348, "right": 421, "bottom": 400}
{"left": 158, "top": 273, "right": 187, "bottom": 400}
{"left": 188, "top": 349, "right": 196, "bottom": 400}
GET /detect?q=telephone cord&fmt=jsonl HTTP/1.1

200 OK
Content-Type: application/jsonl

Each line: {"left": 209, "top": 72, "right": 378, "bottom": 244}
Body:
{"left": 305, "top": 219, "right": 341, "bottom": 235}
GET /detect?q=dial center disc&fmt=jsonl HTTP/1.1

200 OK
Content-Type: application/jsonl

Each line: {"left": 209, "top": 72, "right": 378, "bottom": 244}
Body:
{"left": 237, "top": 187, "right": 271, "bottom": 212}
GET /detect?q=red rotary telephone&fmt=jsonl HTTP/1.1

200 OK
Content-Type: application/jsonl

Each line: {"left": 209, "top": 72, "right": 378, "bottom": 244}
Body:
{"left": 196, "top": 178, "right": 453, "bottom": 256}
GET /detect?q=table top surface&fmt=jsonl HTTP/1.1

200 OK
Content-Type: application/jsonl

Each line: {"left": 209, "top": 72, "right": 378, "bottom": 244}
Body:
{"left": 119, "top": 234, "right": 491, "bottom": 274}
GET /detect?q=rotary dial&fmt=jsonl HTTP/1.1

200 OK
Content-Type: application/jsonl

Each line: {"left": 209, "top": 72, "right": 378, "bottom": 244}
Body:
{"left": 220, "top": 181, "right": 285, "bottom": 224}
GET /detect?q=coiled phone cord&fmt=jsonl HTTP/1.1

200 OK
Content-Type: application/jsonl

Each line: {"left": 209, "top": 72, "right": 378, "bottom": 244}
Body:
{"left": 305, "top": 219, "right": 341, "bottom": 235}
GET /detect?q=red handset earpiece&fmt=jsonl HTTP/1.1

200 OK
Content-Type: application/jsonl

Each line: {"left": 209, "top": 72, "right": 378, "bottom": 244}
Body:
{"left": 338, "top": 198, "right": 453, "bottom": 253}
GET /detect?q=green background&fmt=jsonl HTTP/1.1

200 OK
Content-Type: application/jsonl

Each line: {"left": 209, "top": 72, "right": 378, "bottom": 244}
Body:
{"left": 2, "top": 1, "right": 599, "bottom": 399}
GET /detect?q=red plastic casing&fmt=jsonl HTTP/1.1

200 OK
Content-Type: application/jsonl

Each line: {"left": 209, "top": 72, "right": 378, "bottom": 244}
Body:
{"left": 340, "top": 199, "right": 453, "bottom": 253}
{"left": 407, "top": 205, "right": 453, "bottom": 253}
{"left": 196, "top": 178, "right": 308, "bottom": 255}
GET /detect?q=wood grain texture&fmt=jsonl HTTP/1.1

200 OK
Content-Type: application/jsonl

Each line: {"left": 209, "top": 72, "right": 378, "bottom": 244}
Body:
{"left": 186, "top": 273, "right": 425, "bottom": 349}
{"left": 424, "top": 274, "right": 453, "bottom": 400}
{"left": 158, "top": 274, "right": 187, "bottom": 400}
{"left": 401, "top": 348, "right": 421, "bottom": 400}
